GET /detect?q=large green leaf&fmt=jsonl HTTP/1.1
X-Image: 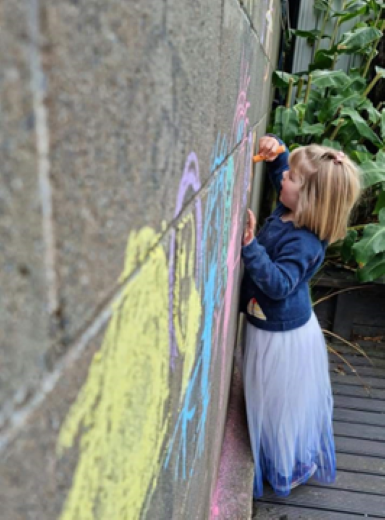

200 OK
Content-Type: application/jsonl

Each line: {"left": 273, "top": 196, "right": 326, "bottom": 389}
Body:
{"left": 341, "top": 229, "right": 358, "bottom": 262}
{"left": 348, "top": 75, "right": 367, "bottom": 92}
{"left": 311, "top": 70, "right": 351, "bottom": 89}
{"left": 354, "top": 21, "right": 369, "bottom": 29}
{"left": 310, "top": 50, "right": 335, "bottom": 71}
{"left": 272, "top": 107, "right": 300, "bottom": 144}
{"left": 299, "top": 122, "right": 325, "bottom": 136}
{"left": 360, "top": 160, "right": 385, "bottom": 188}
{"left": 290, "top": 29, "right": 330, "bottom": 44}
{"left": 336, "top": 123, "right": 360, "bottom": 145}
{"left": 314, "top": 0, "right": 331, "bottom": 12}
{"left": 348, "top": 145, "right": 373, "bottom": 164}
{"left": 305, "top": 90, "right": 324, "bottom": 124}
{"left": 373, "top": 190, "right": 385, "bottom": 215}
{"left": 350, "top": 144, "right": 373, "bottom": 164}
{"left": 273, "top": 71, "right": 299, "bottom": 89}
{"left": 375, "top": 66, "right": 385, "bottom": 79}
{"left": 376, "top": 150, "right": 385, "bottom": 164}
{"left": 345, "top": 0, "right": 366, "bottom": 6}
{"left": 353, "top": 208, "right": 385, "bottom": 263}
{"left": 369, "top": 0, "right": 385, "bottom": 13}
{"left": 338, "top": 27, "right": 383, "bottom": 52}
{"left": 321, "top": 139, "right": 342, "bottom": 150}
{"left": 318, "top": 93, "right": 362, "bottom": 123}
{"left": 359, "top": 98, "right": 381, "bottom": 124}
{"left": 357, "top": 252, "right": 385, "bottom": 282}
{"left": 340, "top": 108, "right": 383, "bottom": 147}
{"left": 332, "top": 5, "right": 367, "bottom": 22}
{"left": 293, "top": 103, "right": 307, "bottom": 120}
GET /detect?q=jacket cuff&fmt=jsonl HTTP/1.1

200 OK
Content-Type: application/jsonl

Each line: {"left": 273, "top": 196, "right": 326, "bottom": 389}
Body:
{"left": 242, "top": 235, "right": 255, "bottom": 248}
{"left": 242, "top": 237, "right": 256, "bottom": 250}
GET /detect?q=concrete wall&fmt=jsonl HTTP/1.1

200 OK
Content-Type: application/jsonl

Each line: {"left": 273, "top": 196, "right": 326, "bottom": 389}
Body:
{"left": 0, "top": 0, "right": 280, "bottom": 518}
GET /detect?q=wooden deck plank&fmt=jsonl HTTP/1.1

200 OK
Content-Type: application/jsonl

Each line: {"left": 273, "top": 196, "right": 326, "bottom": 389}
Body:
{"left": 333, "top": 420, "right": 385, "bottom": 441}
{"left": 351, "top": 340, "right": 385, "bottom": 351}
{"left": 337, "top": 453, "right": 385, "bottom": 476}
{"left": 335, "top": 436, "right": 385, "bottom": 458}
{"left": 330, "top": 352, "right": 385, "bottom": 368}
{"left": 260, "top": 487, "right": 385, "bottom": 517}
{"left": 334, "top": 408, "right": 385, "bottom": 426}
{"left": 333, "top": 394, "right": 385, "bottom": 413}
{"left": 309, "top": 469, "right": 385, "bottom": 495}
{"left": 330, "top": 361, "right": 385, "bottom": 378}
{"left": 254, "top": 503, "right": 369, "bottom": 519}
{"left": 330, "top": 344, "right": 385, "bottom": 360}
{"left": 330, "top": 372, "right": 385, "bottom": 389}
{"left": 333, "top": 383, "right": 385, "bottom": 399}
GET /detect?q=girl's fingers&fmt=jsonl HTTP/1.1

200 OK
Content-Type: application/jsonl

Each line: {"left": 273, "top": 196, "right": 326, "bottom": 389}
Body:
{"left": 259, "top": 136, "right": 280, "bottom": 161}
{"left": 243, "top": 209, "right": 257, "bottom": 245}
{"left": 247, "top": 209, "right": 256, "bottom": 230}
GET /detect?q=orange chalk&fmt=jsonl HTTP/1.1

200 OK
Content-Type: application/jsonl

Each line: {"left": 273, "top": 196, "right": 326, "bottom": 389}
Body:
{"left": 253, "top": 144, "right": 286, "bottom": 163}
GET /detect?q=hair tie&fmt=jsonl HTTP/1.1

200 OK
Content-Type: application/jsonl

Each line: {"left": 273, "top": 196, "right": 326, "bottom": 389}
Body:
{"left": 334, "top": 151, "right": 345, "bottom": 164}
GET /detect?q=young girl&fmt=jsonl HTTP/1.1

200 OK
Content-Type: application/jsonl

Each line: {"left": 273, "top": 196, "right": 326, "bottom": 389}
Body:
{"left": 241, "top": 134, "right": 361, "bottom": 499}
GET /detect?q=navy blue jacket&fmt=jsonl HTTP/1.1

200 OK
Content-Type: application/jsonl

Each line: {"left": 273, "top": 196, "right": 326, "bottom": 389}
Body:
{"left": 240, "top": 140, "right": 327, "bottom": 332}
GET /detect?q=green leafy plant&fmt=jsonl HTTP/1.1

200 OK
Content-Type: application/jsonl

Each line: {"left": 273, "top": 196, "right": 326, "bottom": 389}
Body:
{"left": 270, "top": 0, "right": 385, "bottom": 282}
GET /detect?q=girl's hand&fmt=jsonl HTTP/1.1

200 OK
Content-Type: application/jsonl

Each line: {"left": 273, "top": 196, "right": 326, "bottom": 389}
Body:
{"left": 243, "top": 209, "right": 256, "bottom": 246}
{"left": 258, "top": 135, "right": 281, "bottom": 162}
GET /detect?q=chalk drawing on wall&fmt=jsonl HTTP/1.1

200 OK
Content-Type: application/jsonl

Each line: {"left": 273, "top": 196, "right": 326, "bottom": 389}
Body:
{"left": 169, "top": 152, "right": 202, "bottom": 372}
{"left": 56, "top": 53, "right": 252, "bottom": 520}
{"left": 164, "top": 54, "right": 252, "bottom": 486}
{"left": 57, "top": 228, "right": 170, "bottom": 520}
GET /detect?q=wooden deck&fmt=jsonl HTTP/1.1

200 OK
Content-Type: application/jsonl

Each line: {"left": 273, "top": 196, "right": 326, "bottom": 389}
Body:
{"left": 253, "top": 342, "right": 385, "bottom": 519}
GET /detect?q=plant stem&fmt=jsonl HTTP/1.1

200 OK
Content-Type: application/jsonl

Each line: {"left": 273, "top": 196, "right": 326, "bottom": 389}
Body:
{"left": 330, "top": 0, "right": 347, "bottom": 49}
{"left": 315, "top": 0, "right": 333, "bottom": 55}
{"left": 324, "top": 106, "right": 342, "bottom": 136}
{"left": 304, "top": 74, "right": 313, "bottom": 104}
{"left": 330, "top": 118, "right": 345, "bottom": 140}
{"left": 329, "top": 0, "right": 349, "bottom": 70}
{"left": 296, "top": 77, "right": 304, "bottom": 101}
{"left": 286, "top": 78, "right": 294, "bottom": 108}
{"left": 347, "top": 224, "right": 366, "bottom": 231}
{"left": 331, "top": 51, "right": 339, "bottom": 71}
{"left": 375, "top": 6, "right": 383, "bottom": 24}
{"left": 363, "top": 18, "right": 385, "bottom": 78}
{"left": 363, "top": 72, "right": 382, "bottom": 97}
{"left": 359, "top": 119, "right": 380, "bottom": 144}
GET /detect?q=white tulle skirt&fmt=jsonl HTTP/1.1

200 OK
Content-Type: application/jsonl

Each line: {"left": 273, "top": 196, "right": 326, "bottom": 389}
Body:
{"left": 243, "top": 312, "right": 336, "bottom": 499}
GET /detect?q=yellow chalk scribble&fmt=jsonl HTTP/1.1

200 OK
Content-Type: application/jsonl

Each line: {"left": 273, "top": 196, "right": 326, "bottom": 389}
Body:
{"left": 119, "top": 226, "right": 161, "bottom": 283}
{"left": 57, "top": 227, "right": 170, "bottom": 520}
{"left": 173, "top": 214, "right": 201, "bottom": 397}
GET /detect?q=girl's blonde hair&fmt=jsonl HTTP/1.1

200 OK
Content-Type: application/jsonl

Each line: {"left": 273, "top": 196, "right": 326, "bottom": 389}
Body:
{"left": 289, "top": 145, "right": 361, "bottom": 243}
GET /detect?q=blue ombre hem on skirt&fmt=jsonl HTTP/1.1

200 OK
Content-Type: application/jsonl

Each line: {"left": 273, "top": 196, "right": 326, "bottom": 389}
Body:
{"left": 243, "top": 312, "right": 337, "bottom": 499}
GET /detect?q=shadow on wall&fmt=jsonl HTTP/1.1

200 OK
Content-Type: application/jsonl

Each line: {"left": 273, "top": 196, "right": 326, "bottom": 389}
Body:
{"left": 56, "top": 54, "right": 253, "bottom": 520}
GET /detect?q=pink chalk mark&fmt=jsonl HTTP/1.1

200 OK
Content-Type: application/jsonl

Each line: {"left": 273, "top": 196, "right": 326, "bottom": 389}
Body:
{"left": 218, "top": 53, "right": 251, "bottom": 409}
{"left": 219, "top": 195, "right": 241, "bottom": 409}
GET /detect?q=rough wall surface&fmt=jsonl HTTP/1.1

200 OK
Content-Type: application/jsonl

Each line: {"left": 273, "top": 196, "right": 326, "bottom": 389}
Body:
{"left": 0, "top": 0, "right": 280, "bottom": 518}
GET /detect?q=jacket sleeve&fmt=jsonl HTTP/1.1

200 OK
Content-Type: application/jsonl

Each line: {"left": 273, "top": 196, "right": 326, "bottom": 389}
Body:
{"left": 241, "top": 235, "right": 322, "bottom": 301}
{"left": 265, "top": 134, "right": 290, "bottom": 195}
